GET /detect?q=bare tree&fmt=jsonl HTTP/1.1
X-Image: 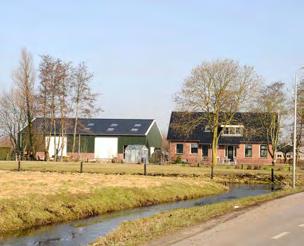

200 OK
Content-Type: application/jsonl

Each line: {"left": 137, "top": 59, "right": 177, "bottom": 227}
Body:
{"left": 174, "top": 59, "right": 261, "bottom": 178}
{"left": 296, "top": 77, "right": 304, "bottom": 162}
{"left": 12, "top": 49, "right": 36, "bottom": 159}
{"left": 38, "top": 56, "right": 52, "bottom": 160}
{"left": 70, "top": 62, "right": 97, "bottom": 155}
{"left": 254, "top": 82, "right": 287, "bottom": 166}
{"left": 56, "top": 61, "right": 71, "bottom": 161}
{"left": 38, "top": 55, "right": 70, "bottom": 161}
{"left": 38, "top": 55, "right": 59, "bottom": 160}
{"left": 0, "top": 89, "right": 26, "bottom": 159}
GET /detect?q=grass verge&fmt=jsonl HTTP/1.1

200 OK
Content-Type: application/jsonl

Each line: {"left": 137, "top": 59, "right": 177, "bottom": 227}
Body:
{"left": 92, "top": 188, "right": 304, "bottom": 246}
{"left": 0, "top": 171, "right": 226, "bottom": 237}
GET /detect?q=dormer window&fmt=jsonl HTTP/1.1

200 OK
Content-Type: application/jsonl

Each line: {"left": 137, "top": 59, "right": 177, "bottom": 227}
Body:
{"left": 204, "top": 126, "right": 211, "bottom": 132}
{"left": 221, "top": 125, "right": 244, "bottom": 136}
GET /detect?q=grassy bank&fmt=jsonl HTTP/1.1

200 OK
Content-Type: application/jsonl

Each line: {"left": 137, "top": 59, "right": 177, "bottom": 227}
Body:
{"left": 0, "top": 161, "right": 302, "bottom": 185}
{"left": 0, "top": 171, "right": 226, "bottom": 237}
{"left": 92, "top": 188, "right": 303, "bottom": 246}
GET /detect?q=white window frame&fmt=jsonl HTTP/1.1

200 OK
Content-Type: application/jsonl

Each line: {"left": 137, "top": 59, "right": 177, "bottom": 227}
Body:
{"left": 244, "top": 144, "right": 252, "bottom": 158}
{"left": 190, "top": 143, "right": 198, "bottom": 154}
{"left": 221, "top": 125, "right": 244, "bottom": 137}
{"left": 225, "top": 146, "right": 237, "bottom": 158}
{"left": 259, "top": 144, "right": 268, "bottom": 158}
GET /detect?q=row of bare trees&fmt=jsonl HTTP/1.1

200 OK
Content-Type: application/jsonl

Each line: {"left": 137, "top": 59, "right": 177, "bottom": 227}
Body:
{"left": 174, "top": 59, "right": 288, "bottom": 178}
{"left": 0, "top": 49, "right": 98, "bottom": 160}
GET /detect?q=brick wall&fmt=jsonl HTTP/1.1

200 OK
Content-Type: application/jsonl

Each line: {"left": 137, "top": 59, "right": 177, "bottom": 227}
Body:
{"left": 169, "top": 142, "right": 203, "bottom": 163}
{"left": 236, "top": 144, "right": 272, "bottom": 164}
{"left": 67, "top": 152, "right": 95, "bottom": 161}
{"left": 169, "top": 141, "right": 272, "bottom": 165}
{"left": 35, "top": 151, "right": 95, "bottom": 161}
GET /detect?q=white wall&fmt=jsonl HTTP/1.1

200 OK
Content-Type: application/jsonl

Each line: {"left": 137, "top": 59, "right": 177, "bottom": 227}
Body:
{"left": 46, "top": 136, "right": 67, "bottom": 157}
{"left": 150, "top": 147, "right": 155, "bottom": 156}
{"left": 94, "top": 137, "right": 118, "bottom": 159}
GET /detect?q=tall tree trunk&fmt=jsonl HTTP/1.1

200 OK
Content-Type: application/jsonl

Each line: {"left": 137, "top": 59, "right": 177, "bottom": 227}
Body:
{"left": 72, "top": 103, "right": 79, "bottom": 154}
{"left": 26, "top": 93, "right": 34, "bottom": 159}
{"left": 211, "top": 125, "right": 218, "bottom": 179}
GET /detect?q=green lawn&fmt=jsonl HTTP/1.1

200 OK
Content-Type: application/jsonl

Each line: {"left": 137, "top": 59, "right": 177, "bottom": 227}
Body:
{"left": 0, "top": 161, "right": 302, "bottom": 185}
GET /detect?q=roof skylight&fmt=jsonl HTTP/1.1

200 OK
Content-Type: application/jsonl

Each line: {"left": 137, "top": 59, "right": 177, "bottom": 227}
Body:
{"left": 130, "top": 128, "right": 139, "bottom": 132}
{"left": 107, "top": 127, "right": 115, "bottom": 131}
{"left": 134, "top": 123, "right": 141, "bottom": 127}
{"left": 110, "top": 123, "right": 118, "bottom": 127}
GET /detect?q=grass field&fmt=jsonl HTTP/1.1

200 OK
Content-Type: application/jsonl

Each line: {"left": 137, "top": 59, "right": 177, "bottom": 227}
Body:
{"left": 92, "top": 188, "right": 304, "bottom": 246}
{"left": 0, "top": 161, "right": 302, "bottom": 185}
{"left": 0, "top": 170, "right": 226, "bottom": 236}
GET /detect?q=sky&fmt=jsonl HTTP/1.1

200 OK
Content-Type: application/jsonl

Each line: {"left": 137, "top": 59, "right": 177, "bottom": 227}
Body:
{"left": 0, "top": 0, "right": 304, "bottom": 133}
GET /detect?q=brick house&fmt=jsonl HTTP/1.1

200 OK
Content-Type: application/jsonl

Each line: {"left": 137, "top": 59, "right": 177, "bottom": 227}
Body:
{"left": 167, "top": 112, "right": 273, "bottom": 165}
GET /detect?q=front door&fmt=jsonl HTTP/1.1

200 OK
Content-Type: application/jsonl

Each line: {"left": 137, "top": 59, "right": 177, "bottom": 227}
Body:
{"left": 227, "top": 146, "right": 234, "bottom": 161}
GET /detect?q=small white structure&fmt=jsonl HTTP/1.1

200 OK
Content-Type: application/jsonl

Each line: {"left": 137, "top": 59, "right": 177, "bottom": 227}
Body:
{"left": 125, "top": 145, "right": 149, "bottom": 163}
{"left": 275, "top": 151, "right": 284, "bottom": 160}
{"left": 46, "top": 136, "right": 67, "bottom": 157}
{"left": 94, "top": 137, "right": 118, "bottom": 159}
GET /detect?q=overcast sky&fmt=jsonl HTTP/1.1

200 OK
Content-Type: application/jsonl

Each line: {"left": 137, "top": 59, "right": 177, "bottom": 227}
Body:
{"left": 0, "top": 1, "right": 303, "bottom": 133}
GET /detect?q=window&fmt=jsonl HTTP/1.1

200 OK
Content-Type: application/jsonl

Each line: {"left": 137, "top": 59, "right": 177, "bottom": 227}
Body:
{"left": 235, "top": 127, "right": 241, "bottom": 135}
{"left": 260, "top": 144, "right": 267, "bottom": 158}
{"left": 191, "top": 143, "right": 198, "bottom": 154}
{"left": 221, "top": 125, "right": 244, "bottom": 136}
{"left": 202, "top": 145, "right": 208, "bottom": 157}
{"left": 176, "top": 144, "right": 183, "bottom": 154}
{"left": 229, "top": 127, "right": 236, "bottom": 135}
{"left": 223, "top": 127, "right": 229, "bottom": 134}
{"left": 245, "top": 144, "right": 252, "bottom": 157}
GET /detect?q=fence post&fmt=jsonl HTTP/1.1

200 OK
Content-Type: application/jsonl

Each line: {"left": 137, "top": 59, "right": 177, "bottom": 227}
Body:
{"left": 17, "top": 155, "right": 21, "bottom": 171}
{"left": 144, "top": 158, "right": 147, "bottom": 176}
{"left": 80, "top": 161, "right": 83, "bottom": 173}
{"left": 271, "top": 168, "right": 275, "bottom": 190}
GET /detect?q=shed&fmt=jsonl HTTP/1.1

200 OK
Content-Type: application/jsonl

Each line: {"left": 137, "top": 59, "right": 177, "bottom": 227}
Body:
{"left": 124, "top": 145, "right": 149, "bottom": 163}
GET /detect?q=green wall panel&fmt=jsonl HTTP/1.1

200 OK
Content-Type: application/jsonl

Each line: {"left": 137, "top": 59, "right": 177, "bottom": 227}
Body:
{"left": 118, "top": 136, "right": 146, "bottom": 153}
{"left": 67, "top": 135, "right": 95, "bottom": 153}
{"left": 146, "top": 122, "right": 162, "bottom": 149}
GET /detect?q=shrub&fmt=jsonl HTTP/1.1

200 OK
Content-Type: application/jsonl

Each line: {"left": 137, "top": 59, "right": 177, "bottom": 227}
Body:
{"left": 174, "top": 156, "right": 182, "bottom": 164}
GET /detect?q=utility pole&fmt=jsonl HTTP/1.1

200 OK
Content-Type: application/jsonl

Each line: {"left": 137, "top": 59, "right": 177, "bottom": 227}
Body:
{"left": 293, "top": 66, "right": 304, "bottom": 189}
{"left": 293, "top": 72, "right": 297, "bottom": 189}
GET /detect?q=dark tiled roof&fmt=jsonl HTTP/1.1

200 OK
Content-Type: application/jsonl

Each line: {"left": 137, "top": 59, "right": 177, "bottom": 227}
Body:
{"left": 31, "top": 118, "right": 154, "bottom": 136}
{"left": 167, "top": 112, "right": 271, "bottom": 145}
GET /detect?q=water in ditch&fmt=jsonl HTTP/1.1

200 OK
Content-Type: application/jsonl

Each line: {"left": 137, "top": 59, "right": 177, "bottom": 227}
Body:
{"left": 0, "top": 184, "right": 275, "bottom": 246}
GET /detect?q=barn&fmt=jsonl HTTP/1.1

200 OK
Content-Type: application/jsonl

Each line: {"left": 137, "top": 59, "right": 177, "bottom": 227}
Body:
{"left": 23, "top": 118, "right": 162, "bottom": 162}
